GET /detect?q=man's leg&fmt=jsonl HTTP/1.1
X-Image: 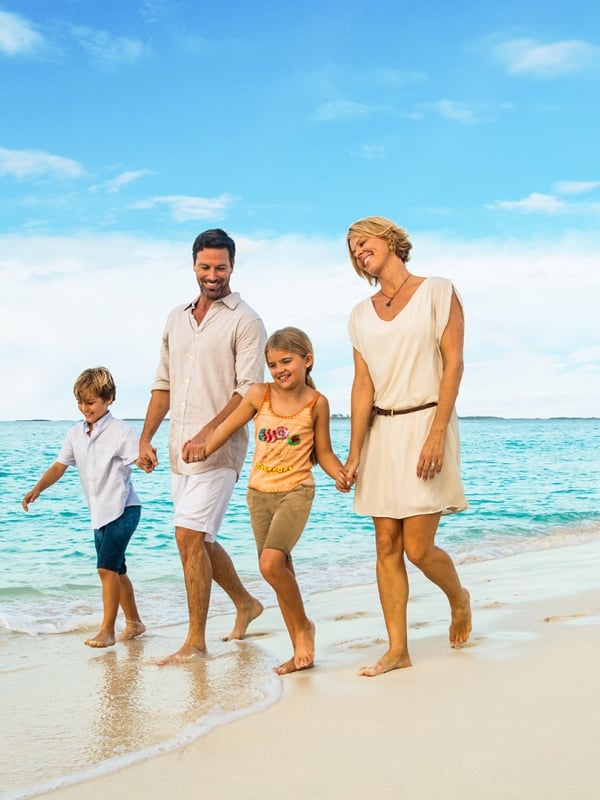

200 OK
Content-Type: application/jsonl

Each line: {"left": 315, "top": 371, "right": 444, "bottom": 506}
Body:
{"left": 157, "top": 526, "right": 212, "bottom": 664}
{"left": 403, "top": 513, "right": 471, "bottom": 647}
{"left": 205, "top": 540, "right": 263, "bottom": 641}
{"left": 359, "top": 517, "right": 412, "bottom": 677}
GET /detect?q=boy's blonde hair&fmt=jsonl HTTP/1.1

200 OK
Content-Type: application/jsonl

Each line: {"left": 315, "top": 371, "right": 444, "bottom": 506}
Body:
{"left": 346, "top": 216, "right": 412, "bottom": 285}
{"left": 265, "top": 327, "right": 316, "bottom": 390}
{"left": 73, "top": 367, "right": 116, "bottom": 402}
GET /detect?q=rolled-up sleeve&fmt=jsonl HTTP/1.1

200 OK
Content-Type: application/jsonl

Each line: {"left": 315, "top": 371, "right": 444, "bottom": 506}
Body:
{"left": 233, "top": 315, "right": 267, "bottom": 398}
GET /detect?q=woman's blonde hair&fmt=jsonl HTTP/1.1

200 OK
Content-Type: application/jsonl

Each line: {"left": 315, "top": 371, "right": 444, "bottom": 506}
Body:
{"left": 346, "top": 216, "right": 412, "bottom": 285}
{"left": 73, "top": 367, "right": 116, "bottom": 402}
{"left": 265, "top": 327, "right": 316, "bottom": 390}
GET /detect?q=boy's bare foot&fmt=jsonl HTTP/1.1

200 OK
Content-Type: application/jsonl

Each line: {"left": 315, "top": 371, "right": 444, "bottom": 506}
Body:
{"left": 84, "top": 631, "right": 116, "bottom": 648}
{"left": 222, "top": 597, "right": 264, "bottom": 641}
{"left": 293, "top": 620, "right": 315, "bottom": 670}
{"left": 358, "top": 649, "right": 412, "bottom": 677}
{"left": 449, "top": 588, "right": 472, "bottom": 648}
{"left": 157, "top": 644, "right": 207, "bottom": 666}
{"left": 117, "top": 621, "right": 146, "bottom": 642}
{"left": 274, "top": 656, "right": 315, "bottom": 676}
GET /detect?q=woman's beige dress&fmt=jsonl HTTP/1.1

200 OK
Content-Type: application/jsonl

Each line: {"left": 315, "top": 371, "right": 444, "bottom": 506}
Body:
{"left": 348, "top": 276, "right": 468, "bottom": 519}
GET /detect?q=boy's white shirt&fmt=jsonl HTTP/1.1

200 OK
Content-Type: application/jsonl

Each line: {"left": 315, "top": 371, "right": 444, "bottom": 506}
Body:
{"left": 57, "top": 411, "right": 140, "bottom": 528}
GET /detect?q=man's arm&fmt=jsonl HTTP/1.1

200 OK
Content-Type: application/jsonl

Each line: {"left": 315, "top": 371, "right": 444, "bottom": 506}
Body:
{"left": 137, "top": 389, "right": 170, "bottom": 472}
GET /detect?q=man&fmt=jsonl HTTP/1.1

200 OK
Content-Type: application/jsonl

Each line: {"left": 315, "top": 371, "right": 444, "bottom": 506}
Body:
{"left": 138, "top": 228, "right": 266, "bottom": 664}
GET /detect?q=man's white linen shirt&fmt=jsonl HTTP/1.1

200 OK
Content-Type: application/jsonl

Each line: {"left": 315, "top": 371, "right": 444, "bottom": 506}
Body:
{"left": 57, "top": 412, "right": 140, "bottom": 529}
{"left": 152, "top": 292, "right": 266, "bottom": 476}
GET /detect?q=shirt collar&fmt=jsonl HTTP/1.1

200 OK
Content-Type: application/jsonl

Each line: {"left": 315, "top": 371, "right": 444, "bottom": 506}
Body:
{"left": 185, "top": 292, "right": 240, "bottom": 311}
{"left": 83, "top": 410, "right": 113, "bottom": 436}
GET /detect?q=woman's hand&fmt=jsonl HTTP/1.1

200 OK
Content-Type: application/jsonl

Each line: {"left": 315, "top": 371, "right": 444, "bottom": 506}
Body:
{"left": 416, "top": 432, "right": 445, "bottom": 481}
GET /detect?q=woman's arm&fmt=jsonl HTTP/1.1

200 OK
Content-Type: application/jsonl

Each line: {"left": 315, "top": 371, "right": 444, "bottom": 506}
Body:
{"left": 344, "top": 347, "right": 375, "bottom": 485}
{"left": 417, "top": 290, "right": 464, "bottom": 479}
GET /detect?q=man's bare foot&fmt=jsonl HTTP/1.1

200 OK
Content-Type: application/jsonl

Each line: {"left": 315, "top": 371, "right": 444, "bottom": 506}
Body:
{"left": 157, "top": 644, "right": 207, "bottom": 666}
{"left": 274, "top": 656, "right": 315, "bottom": 676}
{"left": 358, "top": 649, "right": 412, "bottom": 677}
{"left": 293, "top": 620, "right": 315, "bottom": 670}
{"left": 116, "top": 620, "right": 146, "bottom": 642}
{"left": 222, "top": 597, "right": 264, "bottom": 641}
{"left": 449, "top": 588, "right": 472, "bottom": 648}
{"left": 84, "top": 631, "right": 116, "bottom": 648}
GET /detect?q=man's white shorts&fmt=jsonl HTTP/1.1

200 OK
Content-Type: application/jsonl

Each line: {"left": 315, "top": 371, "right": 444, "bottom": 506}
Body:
{"left": 171, "top": 468, "right": 237, "bottom": 542}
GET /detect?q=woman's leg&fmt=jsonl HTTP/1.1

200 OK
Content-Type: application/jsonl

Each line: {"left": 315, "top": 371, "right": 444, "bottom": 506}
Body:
{"left": 359, "top": 517, "right": 412, "bottom": 676}
{"left": 403, "top": 513, "right": 471, "bottom": 647}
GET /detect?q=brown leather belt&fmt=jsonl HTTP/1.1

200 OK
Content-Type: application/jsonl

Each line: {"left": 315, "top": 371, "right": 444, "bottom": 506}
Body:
{"left": 369, "top": 401, "right": 437, "bottom": 426}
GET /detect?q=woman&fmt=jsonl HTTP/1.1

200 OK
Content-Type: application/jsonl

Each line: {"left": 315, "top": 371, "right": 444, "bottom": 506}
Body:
{"left": 344, "top": 216, "right": 471, "bottom": 677}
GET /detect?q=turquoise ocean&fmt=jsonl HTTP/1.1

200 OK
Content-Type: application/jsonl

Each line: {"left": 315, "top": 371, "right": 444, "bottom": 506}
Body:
{"left": 1, "top": 417, "right": 600, "bottom": 798}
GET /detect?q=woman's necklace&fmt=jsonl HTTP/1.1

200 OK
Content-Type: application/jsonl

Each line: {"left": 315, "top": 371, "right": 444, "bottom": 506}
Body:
{"left": 379, "top": 273, "right": 411, "bottom": 307}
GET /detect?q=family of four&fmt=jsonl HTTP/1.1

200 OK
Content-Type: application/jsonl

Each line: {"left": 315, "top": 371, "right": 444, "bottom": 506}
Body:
{"left": 23, "top": 218, "right": 472, "bottom": 677}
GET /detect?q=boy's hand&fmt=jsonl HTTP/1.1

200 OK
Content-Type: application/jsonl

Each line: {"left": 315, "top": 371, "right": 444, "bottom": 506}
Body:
{"left": 22, "top": 489, "right": 39, "bottom": 511}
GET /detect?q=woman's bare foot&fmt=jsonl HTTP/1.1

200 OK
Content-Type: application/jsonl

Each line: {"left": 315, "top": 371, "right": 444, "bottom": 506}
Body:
{"left": 116, "top": 620, "right": 146, "bottom": 642}
{"left": 223, "top": 597, "right": 264, "bottom": 641}
{"left": 358, "top": 649, "right": 412, "bottom": 677}
{"left": 157, "top": 644, "right": 206, "bottom": 666}
{"left": 449, "top": 588, "right": 472, "bottom": 648}
{"left": 274, "top": 656, "right": 315, "bottom": 676}
{"left": 293, "top": 620, "right": 315, "bottom": 670}
{"left": 84, "top": 630, "right": 116, "bottom": 648}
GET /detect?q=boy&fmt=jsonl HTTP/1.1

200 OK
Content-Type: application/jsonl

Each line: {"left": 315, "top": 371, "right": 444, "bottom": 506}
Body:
{"left": 22, "top": 367, "right": 146, "bottom": 648}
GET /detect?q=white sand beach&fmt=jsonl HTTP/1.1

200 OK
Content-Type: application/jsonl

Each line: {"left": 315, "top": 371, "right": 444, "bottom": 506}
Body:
{"left": 12, "top": 539, "right": 600, "bottom": 800}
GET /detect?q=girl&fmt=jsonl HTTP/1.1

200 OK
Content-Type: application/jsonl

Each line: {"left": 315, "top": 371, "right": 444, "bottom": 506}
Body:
{"left": 201, "top": 327, "right": 348, "bottom": 674}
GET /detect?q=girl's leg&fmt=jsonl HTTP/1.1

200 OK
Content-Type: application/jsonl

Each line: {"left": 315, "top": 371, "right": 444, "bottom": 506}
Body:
{"left": 359, "top": 517, "right": 412, "bottom": 677}
{"left": 403, "top": 513, "right": 471, "bottom": 647}
{"left": 116, "top": 574, "right": 146, "bottom": 641}
{"left": 84, "top": 567, "right": 120, "bottom": 648}
{"left": 259, "top": 547, "right": 314, "bottom": 674}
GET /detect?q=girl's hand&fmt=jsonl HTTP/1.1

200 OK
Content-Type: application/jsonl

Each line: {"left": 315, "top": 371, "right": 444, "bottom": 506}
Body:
{"left": 22, "top": 489, "right": 39, "bottom": 511}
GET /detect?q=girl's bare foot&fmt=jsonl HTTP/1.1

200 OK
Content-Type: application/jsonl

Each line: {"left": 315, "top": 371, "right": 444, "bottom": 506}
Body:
{"left": 117, "top": 620, "right": 146, "bottom": 642}
{"left": 449, "top": 588, "right": 472, "bottom": 648}
{"left": 293, "top": 620, "right": 315, "bottom": 670}
{"left": 358, "top": 649, "right": 412, "bottom": 677}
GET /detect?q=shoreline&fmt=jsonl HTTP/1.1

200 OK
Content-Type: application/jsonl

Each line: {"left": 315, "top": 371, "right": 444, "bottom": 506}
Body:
{"left": 8, "top": 539, "right": 599, "bottom": 800}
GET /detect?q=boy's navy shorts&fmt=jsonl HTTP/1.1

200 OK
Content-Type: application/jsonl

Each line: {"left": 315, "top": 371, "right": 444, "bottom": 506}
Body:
{"left": 93, "top": 505, "right": 141, "bottom": 574}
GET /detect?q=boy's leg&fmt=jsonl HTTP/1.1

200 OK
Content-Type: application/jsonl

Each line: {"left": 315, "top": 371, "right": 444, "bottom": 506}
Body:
{"left": 84, "top": 568, "right": 120, "bottom": 648}
{"left": 116, "top": 574, "right": 146, "bottom": 641}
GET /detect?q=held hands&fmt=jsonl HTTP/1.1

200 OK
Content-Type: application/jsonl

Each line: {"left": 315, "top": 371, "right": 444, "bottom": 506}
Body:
{"left": 136, "top": 442, "right": 158, "bottom": 473}
{"left": 335, "top": 458, "right": 359, "bottom": 493}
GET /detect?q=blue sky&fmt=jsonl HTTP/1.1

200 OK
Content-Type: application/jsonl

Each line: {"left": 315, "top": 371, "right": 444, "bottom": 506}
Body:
{"left": 1, "top": 0, "right": 599, "bottom": 419}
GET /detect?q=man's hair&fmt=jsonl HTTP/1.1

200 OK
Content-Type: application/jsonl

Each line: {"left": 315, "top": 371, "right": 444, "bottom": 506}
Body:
{"left": 192, "top": 228, "right": 236, "bottom": 263}
{"left": 73, "top": 367, "right": 116, "bottom": 402}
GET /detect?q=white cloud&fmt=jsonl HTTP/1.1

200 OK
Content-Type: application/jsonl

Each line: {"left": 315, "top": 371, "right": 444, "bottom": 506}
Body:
{"left": 132, "top": 194, "right": 238, "bottom": 222}
{"left": 0, "top": 10, "right": 43, "bottom": 56}
{"left": 315, "top": 99, "right": 373, "bottom": 121}
{"left": 1, "top": 230, "right": 599, "bottom": 420}
{"left": 493, "top": 38, "right": 600, "bottom": 77}
{"left": 488, "top": 192, "right": 565, "bottom": 214}
{"left": 69, "top": 26, "right": 145, "bottom": 66}
{"left": 554, "top": 180, "right": 600, "bottom": 196}
{"left": 0, "top": 146, "right": 84, "bottom": 178}
{"left": 352, "top": 144, "right": 385, "bottom": 159}
{"left": 427, "top": 99, "right": 477, "bottom": 125}
{"left": 100, "top": 170, "right": 153, "bottom": 193}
